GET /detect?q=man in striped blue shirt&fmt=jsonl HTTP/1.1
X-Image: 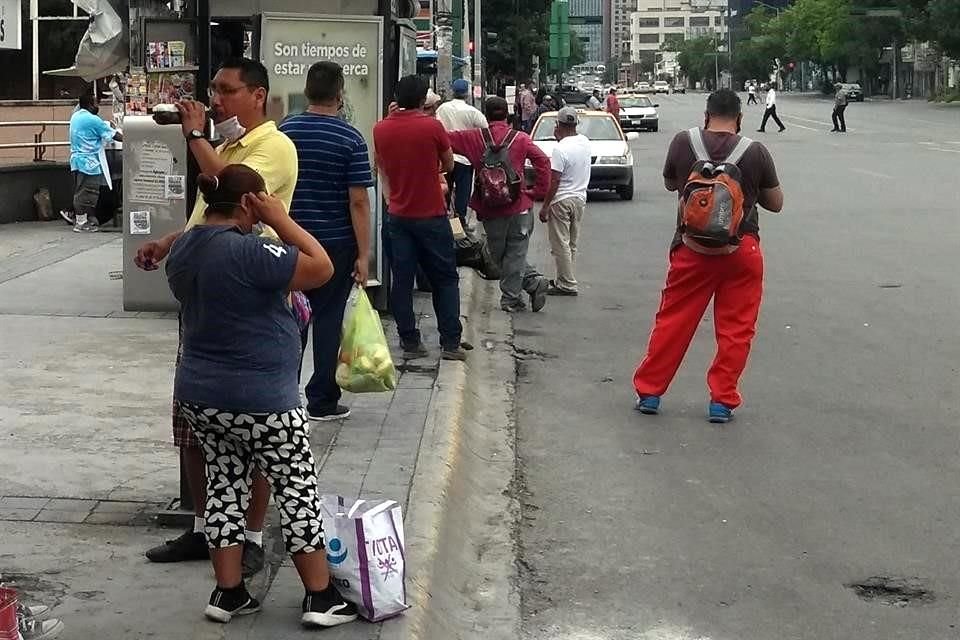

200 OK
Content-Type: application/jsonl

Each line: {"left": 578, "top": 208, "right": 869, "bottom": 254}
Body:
{"left": 280, "top": 61, "right": 373, "bottom": 421}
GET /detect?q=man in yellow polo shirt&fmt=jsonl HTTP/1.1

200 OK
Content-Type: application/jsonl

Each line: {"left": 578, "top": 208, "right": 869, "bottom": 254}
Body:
{"left": 135, "top": 58, "right": 297, "bottom": 575}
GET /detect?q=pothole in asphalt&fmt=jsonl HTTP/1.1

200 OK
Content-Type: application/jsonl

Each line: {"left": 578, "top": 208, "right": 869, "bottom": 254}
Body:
{"left": 846, "top": 576, "right": 934, "bottom": 606}
{"left": 513, "top": 347, "right": 556, "bottom": 361}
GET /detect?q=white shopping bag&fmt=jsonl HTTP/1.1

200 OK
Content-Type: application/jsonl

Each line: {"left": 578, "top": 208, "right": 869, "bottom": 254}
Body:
{"left": 320, "top": 495, "right": 409, "bottom": 622}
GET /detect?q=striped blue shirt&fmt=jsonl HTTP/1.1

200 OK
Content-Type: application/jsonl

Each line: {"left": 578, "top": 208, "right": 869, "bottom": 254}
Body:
{"left": 279, "top": 113, "right": 374, "bottom": 245}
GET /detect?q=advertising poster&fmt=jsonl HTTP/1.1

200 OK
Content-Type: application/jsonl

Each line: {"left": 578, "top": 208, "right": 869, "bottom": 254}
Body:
{"left": 260, "top": 14, "right": 384, "bottom": 285}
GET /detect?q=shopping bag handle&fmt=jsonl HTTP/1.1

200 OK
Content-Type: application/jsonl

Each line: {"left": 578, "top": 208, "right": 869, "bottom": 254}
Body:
{"left": 346, "top": 499, "right": 368, "bottom": 519}
{"left": 362, "top": 500, "right": 399, "bottom": 519}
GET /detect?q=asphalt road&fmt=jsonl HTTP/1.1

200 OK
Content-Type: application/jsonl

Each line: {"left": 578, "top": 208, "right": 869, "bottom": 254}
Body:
{"left": 512, "top": 93, "right": 960, "bottom": 640}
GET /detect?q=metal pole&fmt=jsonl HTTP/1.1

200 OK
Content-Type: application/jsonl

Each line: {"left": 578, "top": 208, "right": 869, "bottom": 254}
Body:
{"left": 31, "top": 0, "right": 38, "bottom": 100}
{"left": 436, "top": 0, "right": 454, "bottom": 93}
{"left": 473, "top": 0, "right": 482, "bottom": 99}
{"left": 726, "top": 0, "right": 732, "bottom": 84}
{"left": 892, "top": 37, "right": 898, "bottom": 99}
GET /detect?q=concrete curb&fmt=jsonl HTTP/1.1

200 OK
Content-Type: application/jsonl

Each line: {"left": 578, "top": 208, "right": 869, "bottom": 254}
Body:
{"left": 381, "top": 269, "right": 521, "bottom": 640}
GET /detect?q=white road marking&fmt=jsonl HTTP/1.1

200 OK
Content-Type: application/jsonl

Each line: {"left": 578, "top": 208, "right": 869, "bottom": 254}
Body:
{"left": 851, "top": 167, "right": 893, "bottom": 179}
{"left": 929, "top": 146, "right": 960, "bottom": 154}
{"left": 782, "top": 114, "right": 833, "bottom": 127}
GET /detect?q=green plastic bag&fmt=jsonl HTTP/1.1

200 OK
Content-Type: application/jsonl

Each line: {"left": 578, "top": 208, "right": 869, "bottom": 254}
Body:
{"left": 336, "top": 287, "right": 397, "bottom": 393}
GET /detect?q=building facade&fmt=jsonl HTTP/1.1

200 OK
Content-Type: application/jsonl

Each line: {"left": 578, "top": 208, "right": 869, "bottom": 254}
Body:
{"left": 570, "top": 0, "right": 605, "bottom": 64}
{"left": 630, "top": 0, "right": 728, "bottom": 63}
{"left": 609, "top": 0, "right": 633, "bottom": 61}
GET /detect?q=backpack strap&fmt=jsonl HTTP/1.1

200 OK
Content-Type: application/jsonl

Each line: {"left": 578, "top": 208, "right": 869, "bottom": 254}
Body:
{"left": 687, "top": 127, "right": 710, "bottom": 162}
{"left": 723, "top": 136, "right": 754, "bottom": 166}
{"left": 480, "top": 128, "right": 494, "bottom": 148}
{"left": 501, "top": 129, "right": 520, "bottom": 151}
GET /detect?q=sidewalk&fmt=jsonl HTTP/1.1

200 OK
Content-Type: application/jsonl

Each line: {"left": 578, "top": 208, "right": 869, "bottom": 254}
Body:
{"left": 0, "top": 221, "right": 469, "bottom": 639}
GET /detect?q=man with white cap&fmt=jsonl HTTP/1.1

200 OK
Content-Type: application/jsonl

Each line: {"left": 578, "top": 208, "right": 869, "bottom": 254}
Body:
{"left": 436, "top": 78, "right": 487, "bottom": 229}
{"left": 538, "top": 106, "right": 592, "bottom": 296}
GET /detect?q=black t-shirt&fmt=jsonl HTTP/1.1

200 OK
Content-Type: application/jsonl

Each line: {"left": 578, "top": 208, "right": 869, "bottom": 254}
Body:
{"left": 663, "top": 128, "right": 780, "bottom": 249}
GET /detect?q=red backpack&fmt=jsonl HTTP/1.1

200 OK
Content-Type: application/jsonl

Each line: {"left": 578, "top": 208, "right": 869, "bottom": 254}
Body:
{"left": 474, "top": 128, "right": 522, "bottom": 207}
{"left": 679, "top": 127, "right": 754, "bottom": 254}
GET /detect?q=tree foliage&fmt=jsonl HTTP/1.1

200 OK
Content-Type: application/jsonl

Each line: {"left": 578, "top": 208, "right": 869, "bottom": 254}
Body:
{"left": 483, "top": 0, "right": 551, "bottom": 82}
{"left": 665, "top": 35, "right": 727, "bottom": 86}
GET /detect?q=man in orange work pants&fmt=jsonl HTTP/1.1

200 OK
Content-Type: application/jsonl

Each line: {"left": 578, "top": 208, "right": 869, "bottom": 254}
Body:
{"left": 632, "top": 89, "right": 784, "bottom": 423}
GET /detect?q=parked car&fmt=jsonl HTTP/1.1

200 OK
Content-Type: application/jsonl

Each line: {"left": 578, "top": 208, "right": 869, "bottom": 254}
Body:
{"left": 527, "top": 110, "right": 639, "bottom": 201}
{"left": 673, "top": 83, "right": 686, "bottom": 94}
{"left": 653, "top": 80, "right": 670, "bottom": 94}
{"left": 617, "top": 94, "right": 659, "bottom": 132}
{"left": 838, "top": 82, "right": 864, "bottom": 102}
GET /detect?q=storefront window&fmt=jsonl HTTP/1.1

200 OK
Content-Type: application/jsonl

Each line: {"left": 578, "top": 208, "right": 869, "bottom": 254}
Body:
{"left": 0, "top": 0, "right": 89, "bottom": 101}
{"left": 39, "top": 20, "right": 89, "bottom": 99}
{"left": 0, "top": 0, "right": 31, "bottom": 99}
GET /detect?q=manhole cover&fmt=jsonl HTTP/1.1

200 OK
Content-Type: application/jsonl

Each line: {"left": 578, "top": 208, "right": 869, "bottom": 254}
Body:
{"left": 846, "top": 576, "right": 934, "bottom": 607}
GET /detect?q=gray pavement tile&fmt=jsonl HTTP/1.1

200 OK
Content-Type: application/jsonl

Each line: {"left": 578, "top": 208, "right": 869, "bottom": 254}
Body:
{"left": 396, "top": 373, "right": 437, "bottom": 389}
{"left": 35, "top": 508, "right": 90, "bottom": 523}
{"left": 83, "top": 512, "right": 136, "bottom": 525}
{"left": 46, "top": 497, "right": 95, "bottom": 511}
{"left": 0, "top": 496, "right": 50, "bottom": 509}
{"left": 0, "top": 507, "right": 40, "bottom": 521}
{"left": 93, "top": 500, "right": 159, "bottom": 514}
{"left": 389, "top": 388, "right": 433, "bottom": 408}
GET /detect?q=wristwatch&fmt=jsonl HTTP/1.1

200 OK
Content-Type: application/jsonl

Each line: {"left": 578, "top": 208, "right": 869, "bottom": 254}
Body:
{"left": 186, "top": 129, "right": 205, "bottom": 141}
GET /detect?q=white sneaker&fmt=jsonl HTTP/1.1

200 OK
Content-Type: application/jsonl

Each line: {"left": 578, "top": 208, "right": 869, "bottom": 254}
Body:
{"left": 58, "top": 209, "right": 75, "bottom": 225}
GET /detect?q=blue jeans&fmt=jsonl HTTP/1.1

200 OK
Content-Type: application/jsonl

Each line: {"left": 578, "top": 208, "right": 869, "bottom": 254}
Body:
{"left": 388, "top": 214, "right": 462, "bottom": 350}
{"left": 302, "top": 243, "right": 358, "bottom": 414}
{"left": 448, "top": 163, "right": 474, "bottom": 226}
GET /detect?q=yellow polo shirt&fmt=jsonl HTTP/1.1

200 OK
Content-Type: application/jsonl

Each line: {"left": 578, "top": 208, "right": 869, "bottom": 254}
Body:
{"left": 185, "top": 120, "right": 298, "bottom": 237}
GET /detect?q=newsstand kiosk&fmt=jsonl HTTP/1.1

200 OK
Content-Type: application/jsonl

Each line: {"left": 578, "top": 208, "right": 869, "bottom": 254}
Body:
{"left": 122, "top": 0, "right": 418, "bottom": 313}
{"left": 119, "top": 0, "right": 418, "bottom": 523}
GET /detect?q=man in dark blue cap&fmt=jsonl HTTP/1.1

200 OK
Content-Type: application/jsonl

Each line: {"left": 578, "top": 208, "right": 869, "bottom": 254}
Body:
{"left": 436, "top": 78, "right": 487, "bottom": 230}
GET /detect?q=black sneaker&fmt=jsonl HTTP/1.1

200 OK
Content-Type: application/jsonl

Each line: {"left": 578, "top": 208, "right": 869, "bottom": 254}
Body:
{"left": 307, "top": 405, "right": 351, "bottom": 422}
{"left": 204, "top": 583, "right": 261, "bottom": 623}
{"left": 402, "top": 341, "right": 429, "bottom": 358}
{"left": 241, "top": 541, "right": 265, "bottom": 577}
{"left": 301, "top": 585, "right": 358, "bottom": 628}
{"left": 441, "top": 347, "right": 468, "bottom": 361}
{"left": 145, "top": 530, "right": 209, "bottom": 563}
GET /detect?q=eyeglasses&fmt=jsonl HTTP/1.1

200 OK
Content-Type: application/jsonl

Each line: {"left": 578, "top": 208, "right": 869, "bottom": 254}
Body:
{"left": 207, "top": 85, "right": 252, "bottom": 98}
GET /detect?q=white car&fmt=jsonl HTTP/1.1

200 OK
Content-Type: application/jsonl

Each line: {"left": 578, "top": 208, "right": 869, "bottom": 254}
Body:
{"left": 653, "top": 80, "right": 670, "bottom": 94}
{"left": 636, "top": 81, "right": 652, "bottom": 92}
{"left": 526, "top": 110, "right": 639, "bottom": 201}
{"left": 617, "top": 94, "right": 659, "bottom": 132}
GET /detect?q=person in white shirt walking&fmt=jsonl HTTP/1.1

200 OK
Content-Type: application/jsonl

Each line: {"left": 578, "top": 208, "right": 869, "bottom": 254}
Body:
{"left": 436, "top": 79, "right": 487, "bottom": 229}
{"left": 757, "top": 84, "right": 786, "bottom": 133}
{"left": 538, "top": 107, "right": 592, "bottom": 296}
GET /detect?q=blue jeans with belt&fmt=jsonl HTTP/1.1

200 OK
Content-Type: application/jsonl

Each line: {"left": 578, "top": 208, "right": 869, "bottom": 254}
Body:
{"left": 387, "top": 214, "right": 462, "bottom": 350}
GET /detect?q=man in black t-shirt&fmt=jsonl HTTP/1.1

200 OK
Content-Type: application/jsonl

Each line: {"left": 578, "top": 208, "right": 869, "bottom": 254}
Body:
{"left": 632, "top": 89, "right": 784, "bottom": 423}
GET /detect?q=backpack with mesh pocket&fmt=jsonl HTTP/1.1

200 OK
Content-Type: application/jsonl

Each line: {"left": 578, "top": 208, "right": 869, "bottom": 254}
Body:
{"left": 474, "top": 128, "right": 522, "bottom": 207}
{"left": 679, "top": 127, "right": 754, "bottom": 254}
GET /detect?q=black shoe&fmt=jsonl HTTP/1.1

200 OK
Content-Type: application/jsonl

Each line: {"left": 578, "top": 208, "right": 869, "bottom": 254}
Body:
{"left": 756, "top": 129, "right": 765, "bottom": 133}
{"left": 301, "top": 585, "right": 358, "bottom": 628}
{"left": 241, "top": 541, "right": 265, "bottom": 578}
{"left": 307, "top": 405, "right": 351, "bottom": 422}
{"left": 205, "top": 583, "right": 261, "bottom": 623}
{"left": 145, "top": 530, "right": 209, "bottom": 563}
{"left": 830, "top": 128, "right": 839, "bottom": 132}
{"left": 460, "top": 341, "right": 474, "bottom": 351}
{"left": 529, "top": 277, "right": 549, "bottom": 312}
{"left": 778, "top": 127, "right": 786, "bottom": 132}
{"left": 441, "top": 347, "right": 468, "bottom": 361}
{"left": 501, "top": 301, "right": 526, "bottom": 313}
{"left": 402, "top": 341, "right": 429, "bottom": 358}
